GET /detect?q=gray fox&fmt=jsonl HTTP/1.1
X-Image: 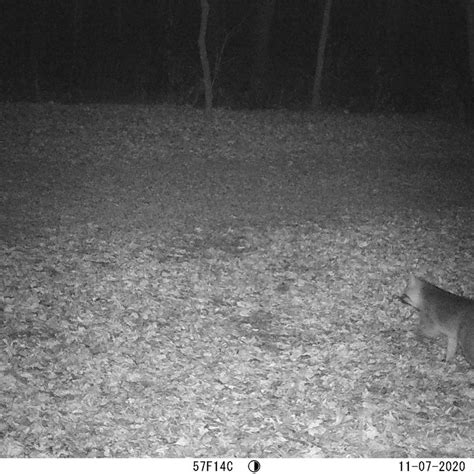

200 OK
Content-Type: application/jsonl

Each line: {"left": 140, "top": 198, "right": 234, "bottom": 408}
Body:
{"left": 401, "top": 275, "right": 474, "bottom": 366}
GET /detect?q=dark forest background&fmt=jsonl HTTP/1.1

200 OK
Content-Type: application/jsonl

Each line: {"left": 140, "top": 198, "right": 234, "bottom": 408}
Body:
{"left": 0, "top": 0, "right": 473, "bottom": 115}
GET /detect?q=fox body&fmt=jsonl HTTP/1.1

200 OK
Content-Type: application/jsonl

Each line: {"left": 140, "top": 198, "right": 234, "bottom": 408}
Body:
{"left": 401, "top": 275, "right": 474, "bottom": 366}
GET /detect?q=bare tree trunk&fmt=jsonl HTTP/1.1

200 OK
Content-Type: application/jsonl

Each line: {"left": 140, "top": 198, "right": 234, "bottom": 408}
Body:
{"left": 69, "top": 0, "right": 83, "bottom": 99}
{"left": 116, "top": 0, "right": 123, "bottom": 37}
{"left": 198, "top": 0, "right": 213, "bottom": 112}
{"left": 311, "top": 0, "right": 333, "bottom": 109}
{"left": 384, "top": 0, "right": 403, "bottom": 103}
{"left": 466, "top": 0, "right": 474, "bottom": 120}
{"left": 30, "top": 9, "right": 44, "bottom": 102}
{"left": 250, "top": 0, "right": 275, "bottom": 107}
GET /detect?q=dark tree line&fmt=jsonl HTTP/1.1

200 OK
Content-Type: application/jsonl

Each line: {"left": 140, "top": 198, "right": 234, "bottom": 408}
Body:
{"left": 0, "top": 0, "right": 473, "bottom": 116}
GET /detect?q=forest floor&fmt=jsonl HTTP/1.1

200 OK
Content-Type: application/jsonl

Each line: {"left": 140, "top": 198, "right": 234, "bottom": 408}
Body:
{"left": 0, "top": 103, "right": 473, "bottom": 457}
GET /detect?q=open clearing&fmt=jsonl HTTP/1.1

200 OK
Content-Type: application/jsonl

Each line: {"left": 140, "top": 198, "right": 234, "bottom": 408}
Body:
{"left": 1, "top": 104, "right": 473, "bottom": 456}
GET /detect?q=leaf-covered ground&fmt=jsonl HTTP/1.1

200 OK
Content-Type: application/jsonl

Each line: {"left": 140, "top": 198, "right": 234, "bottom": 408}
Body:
{"left": 0, "top": 104, "right": 473, "bottom": 457}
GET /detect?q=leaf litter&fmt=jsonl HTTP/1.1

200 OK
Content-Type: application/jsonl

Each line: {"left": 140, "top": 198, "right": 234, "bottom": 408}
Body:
{"left": 0, "top": 104, "right": 473, "bottom": 457}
